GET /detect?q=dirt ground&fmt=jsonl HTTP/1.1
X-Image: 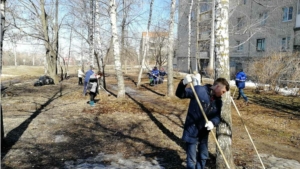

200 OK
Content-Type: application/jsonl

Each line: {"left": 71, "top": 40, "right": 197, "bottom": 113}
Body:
{"left": 1, "top": 66, "right": 300, "bottom": 169}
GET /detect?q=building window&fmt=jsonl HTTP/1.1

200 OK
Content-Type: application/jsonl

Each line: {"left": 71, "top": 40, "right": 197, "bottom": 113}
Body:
{"left": 259, "top": 12, "right": 268, "bottom": 25}
{"left": 283, "top": 7, "right": 293, "bottom": 21}
{"left": 256, "top": 38, "right": 265, "bottom": 51}
{"left": 236, "top": 41, "right": 244, "bottom": 51}
{"left": 237, "top": 17, "right": 243, "bottom": 30}
{"left": 281, "top": 37, "right": 291, "bottom": 51}
{"left": 191, "top": 11, "right": 195, "bottom": 20}
{"left": 200, "top": 0, "right": 210, "bottom": 13}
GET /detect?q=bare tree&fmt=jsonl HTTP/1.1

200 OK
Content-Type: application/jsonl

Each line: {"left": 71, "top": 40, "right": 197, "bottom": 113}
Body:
{"left": 6, "top": 0, "right": 61, "bottom": 83}
{"left": 214, "top": 0, "right": 235, "bottom": 168}
{"left": 109, "top": 0, "right": 125, "bottom": 98}
{"left": 120, "top": 0, "right": 127, "bottom": 68}
{"left": 208, "top": 0, "right": 215, "bottom": 72}
{"left": 137, "top": 0, "right": 154, "bottom": 87}
{"left": 94, "top": 0, "right": 106, "bottom": 88}
{"left": 148, "top": 31, "right": 169, "bottom": 68}
{"left": 166, "top": 0, "right": 176, "bottom": 97}
{"left": 0, "top": 0, "right": 6, "bottom": 144}
{"left": 187, "top": 0, "right": 194, "bottom": 73}
{"left": 89, "top": 0, "right": 95, "bottom": 66}
{"left": 40, "top": 0, "right": 59, "bottom": 83}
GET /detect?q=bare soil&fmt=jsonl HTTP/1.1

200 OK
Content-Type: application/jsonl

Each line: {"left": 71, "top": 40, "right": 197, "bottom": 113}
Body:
{"left": 1, "top": 68, "right": 300, "bottom": 169}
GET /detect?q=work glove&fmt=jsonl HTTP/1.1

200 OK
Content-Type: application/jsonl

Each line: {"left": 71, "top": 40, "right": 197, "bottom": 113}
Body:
{"left": 183, "top": 74, "right": 193, "bottom": 85}
{"left": 192, "top": 73, "right": 201, "bottom": 86}
{"left": 205, "top": 121, "right": 214, "bottom": 131}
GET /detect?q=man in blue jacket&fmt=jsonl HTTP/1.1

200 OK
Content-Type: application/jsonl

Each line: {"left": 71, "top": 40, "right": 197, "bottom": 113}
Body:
{"left": 176, "top": 75, "right": 230, "bottom": 169}
{"left": 235, "top": 69, "right": 248, "bottom": 103}
{"left": 83, "top": 65, "right": 94, "bottom": 95}
{"left": 149, "top": 66, "right": 160, "bottom": 85}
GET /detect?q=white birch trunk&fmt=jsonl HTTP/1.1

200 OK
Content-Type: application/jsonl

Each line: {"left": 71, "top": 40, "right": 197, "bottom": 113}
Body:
{"left": 1, "top": 0, "right": 6, "bottom": 141}
{"left": 0, "top": 0, "right": 3, "bottom": 71}
{"left": 208, "top": 0, "right": 215, "bottom": 71}
{"left": 214, "top": 0, "right": 235, "bottom": 168}
{"left": 109, "top": 0, "right": 125, "bottom": 98}
{"left": 94, "top": 0, "right": 105, "bottom": 87}
{"left": 89, "top": 0, "right": 94, "bottom": 66}
{"left": 167, "top": 0, "right": 176, "bottom": 97}
{"left": 187, "top": 0, "right": 194, "bottom": 73}
{"left": 137, "top": 0, "right": 154, "bottom": 87}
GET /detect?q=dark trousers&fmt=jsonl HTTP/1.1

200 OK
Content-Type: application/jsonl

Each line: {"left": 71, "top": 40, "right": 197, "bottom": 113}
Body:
{"left": 186, "top": 131, "right": 209, "bottom": 169}
{"left": 78, "top": 77, "right": 83, "bottom": 85}
{"left": 89, "top": 92, "right": 96, "bottom": 102}
{"left": 237, "top": 88, "right": 248, "bottom": 101}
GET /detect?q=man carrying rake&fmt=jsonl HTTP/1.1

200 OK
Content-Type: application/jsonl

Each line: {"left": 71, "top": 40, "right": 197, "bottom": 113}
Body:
{"left": 176, "top": 75, "right": 230, "bottom": 169}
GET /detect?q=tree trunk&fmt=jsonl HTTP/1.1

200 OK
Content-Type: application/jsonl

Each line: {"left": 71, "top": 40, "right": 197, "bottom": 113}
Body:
{"left": 109, "top": 0, "right": 125, "bottom": 98}
{"left": 187, "top": 0, "right": 194, "bottom": 73}
{"left": 167, "top": 0, "right": 176, "bottom": 97}
{"left": 89, "top": 0, "right": 94, "bottom": 66}
{"left": 40, "top": 0, "right": 58, "bottom": 84}
{"left": 1, "top": 0, "right": 6, "bottom": 144}
{"left": 208, "top": 0, "right": 215, "bottom": 72}
{"left": 65, "top": 27, "right": 72, "bottom": 79}
{"left": 54, "top": 0, "right": 59, "bottom": 75}
{"left": 137, "top": 0, "right": 154, "bottom": 87}
{"left": 93, "top": 0, "right": 106, "bottom": 89}
{"left": 214, "top": 0, "right": 235, "bottom": 168}
{"left": 121, "top": 0, "right": 127, "bottom": 69}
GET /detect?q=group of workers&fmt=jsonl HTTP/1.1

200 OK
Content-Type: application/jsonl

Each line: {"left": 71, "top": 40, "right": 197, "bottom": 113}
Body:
{"left": 78, "top": 64, "right": 248, "bottom": 169}
{"left": 148, "top": 66, "right": 167, "bottom": 86}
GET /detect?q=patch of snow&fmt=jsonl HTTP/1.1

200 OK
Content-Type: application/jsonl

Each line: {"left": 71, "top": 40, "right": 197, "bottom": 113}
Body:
{"left": 275, "top": 86, "right": 299, "bottom": 96}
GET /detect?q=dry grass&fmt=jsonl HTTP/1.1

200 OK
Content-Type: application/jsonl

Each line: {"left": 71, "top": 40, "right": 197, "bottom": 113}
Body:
{"left": 1, "top": 67, "right": 300, "bottom": 169}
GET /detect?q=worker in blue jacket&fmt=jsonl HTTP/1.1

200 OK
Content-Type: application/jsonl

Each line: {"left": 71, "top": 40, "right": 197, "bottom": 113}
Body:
{"left": 235, "top": 69, "right": 248, "bottom": 103}
{"left": 176, "top": 75, "right": 230, "bottom": 169}
{"left": 83, "top": 65, "right": 94, "bottom": 95}
{"left": 149, "top": 66, "right": 160, "bottom": 85}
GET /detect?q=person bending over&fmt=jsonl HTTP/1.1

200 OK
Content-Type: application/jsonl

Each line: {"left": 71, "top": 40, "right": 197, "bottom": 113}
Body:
{"left": 176, "top": 75, "right": 230, "bottom": 169}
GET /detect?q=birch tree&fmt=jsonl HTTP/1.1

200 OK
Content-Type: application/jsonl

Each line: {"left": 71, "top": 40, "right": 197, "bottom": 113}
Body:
{"left": 208, "top": 0, "right": 215, "bottom": 72}
{"left": 136, "top": 0, "right": 154, "bottom": 87}
{"left": 94, "top": 0, "right": 105, "bottom": 88}
{"left": 214, "top": 0, "right": 235, "bottom": 168}
{"left": 0, "top": 0, "right": 6, "bottom": 144}
{"left": 109, "top": 0, "right": 125, "bottom": 98}
{"left": 89, "top": 0, "right": 95, "bottom": 66}
{"left": 187, "top": 0, "right": 194, "bottom": 73}
{"left": 167, "top": 0, "right": 176, "bottom": 97}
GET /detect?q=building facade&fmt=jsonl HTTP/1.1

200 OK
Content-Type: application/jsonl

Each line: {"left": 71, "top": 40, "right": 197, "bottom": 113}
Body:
{"left": 177, "top": 0, "right": 300, "bottom": 76}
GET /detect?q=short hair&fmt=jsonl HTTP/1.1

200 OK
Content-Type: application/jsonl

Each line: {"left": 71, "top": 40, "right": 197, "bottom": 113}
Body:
{"left": 97, "top": 71, "right": 103, "bottom": 76}
{"left": 214, "top": 77, "right": 230, "bottom": 91}
{"left": 90, "top": 65, "right": 94, "bottom": 70}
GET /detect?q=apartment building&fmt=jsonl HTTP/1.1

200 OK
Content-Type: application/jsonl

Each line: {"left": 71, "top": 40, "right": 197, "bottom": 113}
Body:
{"left": 139, "top": 32, "right": 169, "bottom": 65}
{"left": 177, "top": 0, "right": 300, "bottom": 75}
